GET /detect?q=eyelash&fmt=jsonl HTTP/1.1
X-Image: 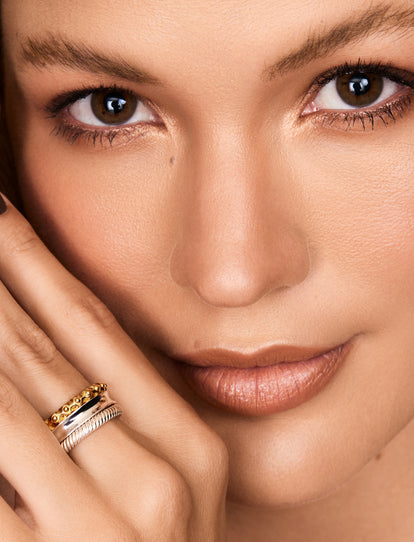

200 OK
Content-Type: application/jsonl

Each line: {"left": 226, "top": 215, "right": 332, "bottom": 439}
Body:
{"left": 303, "top": 59, "right": 414, "bottom": 131}
{"left": 45, "top": 83, "right": 161, "bottom": 147}
{"left": 45, "top": 59, "right": 414, "bottom": 147}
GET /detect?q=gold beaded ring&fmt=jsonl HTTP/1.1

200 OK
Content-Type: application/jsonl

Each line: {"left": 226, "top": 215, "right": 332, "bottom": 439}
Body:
{"left": 44, "top": 383, "right": 107, "bottom": 430}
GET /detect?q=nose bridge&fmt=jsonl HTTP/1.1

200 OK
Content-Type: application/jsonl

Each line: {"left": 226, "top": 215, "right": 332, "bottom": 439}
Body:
{"left": 170, "top": 124, "right": 310, "bottom": 308}
{"left": 188, "top": 128, "right": 256, "bottom": 250}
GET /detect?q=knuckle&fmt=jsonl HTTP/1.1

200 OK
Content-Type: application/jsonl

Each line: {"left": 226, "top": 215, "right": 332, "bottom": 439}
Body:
{"left": 6, "top": 322, "right": 59, "bottom": 367}
{"left": 145, "top": 464, "right": 192, "bottom": 523}
{"left": 188, "top": 428, "right": 229, "bottom": 483}
{"left": 2, "top": 221, "right": 41, "bottom": 256}
{"left": 64, "top": 290, "right": 117, "bottom": 332}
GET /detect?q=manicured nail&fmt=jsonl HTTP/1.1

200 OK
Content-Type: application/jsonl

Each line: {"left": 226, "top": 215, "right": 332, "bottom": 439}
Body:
{"left": 0, "top": 194, "right": 7, "bottom": 215}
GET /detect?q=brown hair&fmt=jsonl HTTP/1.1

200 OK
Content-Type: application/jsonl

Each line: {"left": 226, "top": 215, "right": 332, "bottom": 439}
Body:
{"left": 0, "top": 6, "right": 23, "bottom": 209}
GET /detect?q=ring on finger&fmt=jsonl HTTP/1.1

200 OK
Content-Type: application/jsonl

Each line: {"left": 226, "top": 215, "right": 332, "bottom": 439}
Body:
{"left": 44, "top": 384, "right": 122, "bottom": 452}
{"left": 44, "top": 383, "right": 108, "bottom": 429}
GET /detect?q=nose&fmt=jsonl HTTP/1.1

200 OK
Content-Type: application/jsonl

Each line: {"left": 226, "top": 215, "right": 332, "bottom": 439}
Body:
{"left": 170, "top": 131, "right": 310, "bottom": 308}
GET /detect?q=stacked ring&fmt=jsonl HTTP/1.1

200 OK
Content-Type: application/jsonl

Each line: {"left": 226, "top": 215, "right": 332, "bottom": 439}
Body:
{"left": 44, "top": 383, "right": 108, "bottom": 430}
{"left": 44, "top": 383, "right": 122, "bottom": 452}
{"left": 60, "top": 403, "right": 122, "bottom": 453}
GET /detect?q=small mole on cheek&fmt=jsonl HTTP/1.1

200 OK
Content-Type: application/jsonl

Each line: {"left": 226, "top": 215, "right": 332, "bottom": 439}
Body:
{"left": 169, "top": 156, "right": 176, "bottom": 166}
{"left": 375, "top": 453, "right": 382, "bottom": 461}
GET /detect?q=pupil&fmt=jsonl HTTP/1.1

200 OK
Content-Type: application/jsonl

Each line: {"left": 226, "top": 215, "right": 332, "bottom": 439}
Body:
{"left": 91, "top": 89, "right": 138, "bottom": 125}
{"left": 336, "top": 72, "right": 383, "bottom": 108}
{"left": 349, "top": 74, "right": 370, "bottom": 96}
{"left": 105, "top": 95, "right": 127, "bottom": 115}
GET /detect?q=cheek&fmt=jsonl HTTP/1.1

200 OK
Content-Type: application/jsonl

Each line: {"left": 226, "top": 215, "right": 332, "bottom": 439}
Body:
{"left": 15, "top": 132, "right": 178, "bottom": 325}
{"left": 285, "top": 128, "right": 414, "bottom": 327}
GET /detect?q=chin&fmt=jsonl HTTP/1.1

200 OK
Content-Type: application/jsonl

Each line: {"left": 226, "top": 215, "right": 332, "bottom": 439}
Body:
{"left": 223, "top": 434, "right": 343, "bottom": 508}
{"left": 226, "top": 448, "right": 351, "bottom": 510}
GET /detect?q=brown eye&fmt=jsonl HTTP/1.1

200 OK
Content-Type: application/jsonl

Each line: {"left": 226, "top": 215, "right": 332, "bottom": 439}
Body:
{"left": 91, "top": 90, "right": 138, "bottom": 124}
{"left": 69, "top": 89, "right": 158, "bottom": 127}
{"left": 335, "top": 73, "right": 384, "bottom": 107}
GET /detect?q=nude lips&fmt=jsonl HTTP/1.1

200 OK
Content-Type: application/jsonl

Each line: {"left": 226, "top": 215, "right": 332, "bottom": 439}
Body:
{"left": 176, "top": 342, "right": 353, "bottom": 416}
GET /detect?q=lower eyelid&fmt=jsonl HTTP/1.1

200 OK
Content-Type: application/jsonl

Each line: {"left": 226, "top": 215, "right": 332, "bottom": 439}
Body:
{"left": 308, "top": 93, "right": 413, "bottom": 132}
{"left": 50, "top": 111, "right": 166, "bottom": 148}
{"left": 52, "top": 122, "right": 145, "bottom": 148}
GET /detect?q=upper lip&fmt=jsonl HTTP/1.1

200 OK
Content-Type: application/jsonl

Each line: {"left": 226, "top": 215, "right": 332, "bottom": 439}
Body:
{"left": 172, "top": 343, "right": 344, "bottom": 369}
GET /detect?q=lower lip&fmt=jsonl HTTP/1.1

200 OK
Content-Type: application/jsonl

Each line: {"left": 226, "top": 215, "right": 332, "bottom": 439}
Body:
{"left": 178, "top": 342, "right": 353, "bottom": 416}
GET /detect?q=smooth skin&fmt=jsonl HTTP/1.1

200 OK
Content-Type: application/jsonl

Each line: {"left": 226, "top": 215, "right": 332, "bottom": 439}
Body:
{"left": 2, "top": 0, "right": 414, "bottom": 540}
{"left": 0, "top": 196, "right": 228, "bottom": 540}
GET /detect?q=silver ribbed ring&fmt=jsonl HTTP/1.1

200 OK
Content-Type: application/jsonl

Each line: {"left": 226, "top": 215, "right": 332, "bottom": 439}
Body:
{"left": 60, "top": 404, "right": 122, "bottom": 453}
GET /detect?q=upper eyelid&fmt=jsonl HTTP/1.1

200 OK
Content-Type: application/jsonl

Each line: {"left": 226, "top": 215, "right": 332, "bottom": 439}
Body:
{"left": 45, "top": 85, "right": 148, "bottom": 117}
{"left": 45, "top": 62, "right": 414, "bottom": 110}
{"left": 45, "top": 62, "right": 414, "bottom": 129}
{"left": 310, "top": 62, "right": 414, "bottom": 91}
{"left": 298, "top": 62, "right": 414, "bottom": 114}
{"left": 297, "top": 61, "right": 414, "bottom": 123}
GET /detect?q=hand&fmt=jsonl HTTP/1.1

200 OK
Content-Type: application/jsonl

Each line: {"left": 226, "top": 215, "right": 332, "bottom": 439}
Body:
{"left": 0, "top": 195, "right": 228, "bottom": 541}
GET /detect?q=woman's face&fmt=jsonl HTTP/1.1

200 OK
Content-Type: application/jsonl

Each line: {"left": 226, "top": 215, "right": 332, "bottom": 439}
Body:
{"left": 3, "top": 0, "right": 414, "bottom": 508}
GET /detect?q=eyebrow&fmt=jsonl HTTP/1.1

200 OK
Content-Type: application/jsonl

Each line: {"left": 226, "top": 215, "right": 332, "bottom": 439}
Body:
{"left": 266, "top": 3, "right": 414, "bottom": 78}
{"left": 19, "top": 34, "right": 162, "bottom": 85}
{"left": 19, "top": 3, "right": 414, "bottom": 85}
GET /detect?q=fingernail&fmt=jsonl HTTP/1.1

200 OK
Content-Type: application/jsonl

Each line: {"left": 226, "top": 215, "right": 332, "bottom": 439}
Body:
{"left": 0, "top": 194, "right": 7, "bottom": 215}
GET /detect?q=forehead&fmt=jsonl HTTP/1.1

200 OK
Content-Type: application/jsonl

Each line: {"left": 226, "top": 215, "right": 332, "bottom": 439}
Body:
{"left": 2, "top": 0, "right": 413, "bottom": 102}
{"left": 2, "top": 0, "right": 401, "bottom": 54}
{"left": 2, "top": 0, "right": 328, "bottom": 31}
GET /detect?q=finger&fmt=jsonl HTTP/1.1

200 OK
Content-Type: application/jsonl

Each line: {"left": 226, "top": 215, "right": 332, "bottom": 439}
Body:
{"left": 0, "top": 352, "right": 192, "bottom": 540}
{"left": 70, "top": 420, "right": 192, "bottom": 539}
{"left": 0, "top": 195, "right": 228, "bottom": 535}
{"left": 0, "top": 496, "right": 32, "bottom": 542}
{"left": 0, "top": 372, "right": 138, "bottom": 542}
{"left": 0, "top": 271, "right": 191, "bottom": 536}
{"left": 0, "top": 194, "right": 214, "bottom": 443}
{"left": 0, "top": 195, "right": 188, "bottom": 424}
{"left": 0, "top": 277, "right": 88, "bottom": 418}
{"left": 0, "top": 370, "right": 101, "bottom": 529}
